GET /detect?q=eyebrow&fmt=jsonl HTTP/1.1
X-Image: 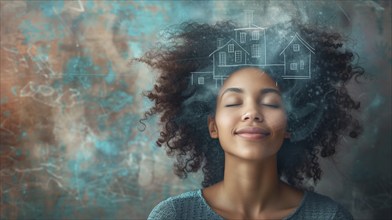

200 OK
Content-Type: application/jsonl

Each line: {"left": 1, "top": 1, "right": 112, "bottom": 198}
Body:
{"left": 220, "top": 87, "right": 281, "bottom": 98}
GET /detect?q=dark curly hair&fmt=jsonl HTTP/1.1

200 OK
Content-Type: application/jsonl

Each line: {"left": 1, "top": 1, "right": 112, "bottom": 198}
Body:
{"left": 138, "top": 20, "right": 364, "bottom": 189}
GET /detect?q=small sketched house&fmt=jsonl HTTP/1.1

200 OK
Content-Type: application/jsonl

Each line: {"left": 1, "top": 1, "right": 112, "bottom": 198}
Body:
{"left": 210, "top": 39, "right": 249, "bottom": 67}
{"left": 208, "top": 39, "right": 249, "bottom": 86}
{"left": 279, "top": 33, "right": 315, "bottom": 79}
{"left": 190, "top": 70, "right": 214, "bottom": 87}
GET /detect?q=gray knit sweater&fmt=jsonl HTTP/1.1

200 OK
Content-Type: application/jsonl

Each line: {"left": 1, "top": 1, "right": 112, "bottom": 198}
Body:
{"left": 148, "top": 190, "right": 353, "bottom": 220}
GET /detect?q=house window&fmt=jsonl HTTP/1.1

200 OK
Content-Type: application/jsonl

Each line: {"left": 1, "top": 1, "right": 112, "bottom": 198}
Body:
{"left": 252, "top": 31, "right": 259, "bottom": 40}
{"left": 228, "top": 44, "right": 234, "bottom": 53}
{"left": 240, "top": 32, "right": 246, "bottom": 43}
{"left": 235, "top": 51, "right": 242, "bottom": 63}
{"left": 251, "top": 44, "right": 260, "bottom": 58}
{"left": 290, "top": 63, "right": 298, "bottom": 70}
{"left": 293, "top": 44, "right": 300, "bottom": 52}
{"left": 219, "top": 52, "right": 226, "bottom": 65}
{"left": 198, "top": 77, "right": 205, "bottom": 85}
{"left": 300, "top": 60, "right": 304, "bottom": 70}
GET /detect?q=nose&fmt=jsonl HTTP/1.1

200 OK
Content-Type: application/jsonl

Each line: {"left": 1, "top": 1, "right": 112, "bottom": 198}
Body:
{"left": 241, "top": 107, "right": 263, "bottom": 122}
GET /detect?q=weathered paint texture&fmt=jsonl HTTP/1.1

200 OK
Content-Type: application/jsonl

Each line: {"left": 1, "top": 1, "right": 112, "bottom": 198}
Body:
{"left": 0, "top": 1, "right": 391, "bottom": 219}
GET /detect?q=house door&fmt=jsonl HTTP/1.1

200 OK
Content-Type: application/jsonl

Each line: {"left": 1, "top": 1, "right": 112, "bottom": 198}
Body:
{"left": 219, "top": 52, "right": 226, "bottom": 66}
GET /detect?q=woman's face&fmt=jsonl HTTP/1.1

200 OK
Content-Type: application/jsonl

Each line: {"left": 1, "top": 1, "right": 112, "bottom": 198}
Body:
{"left": 208, "top": 67, "right": 288, "bottom": 161}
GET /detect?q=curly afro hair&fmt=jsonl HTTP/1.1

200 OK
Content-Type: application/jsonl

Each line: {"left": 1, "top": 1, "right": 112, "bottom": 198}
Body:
{"left": 138, "top": 20, "right": 364, "bottom": 189}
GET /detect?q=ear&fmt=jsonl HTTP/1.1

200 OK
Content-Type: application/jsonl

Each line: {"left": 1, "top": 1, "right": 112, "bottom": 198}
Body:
{"left": 208, "top": 116, "right": 218, "bottom": 139}
{"left": 284, "top": 132, "right": 291, "bottom": 139}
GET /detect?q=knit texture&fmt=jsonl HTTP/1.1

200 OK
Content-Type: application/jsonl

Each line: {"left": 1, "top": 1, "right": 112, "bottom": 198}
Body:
{"left": 148, "top": 190, "right": 353, "bottom": 220}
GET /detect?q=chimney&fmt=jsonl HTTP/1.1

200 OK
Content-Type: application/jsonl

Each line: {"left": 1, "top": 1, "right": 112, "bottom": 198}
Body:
{"left": 217, "top": 38, "right": 223, "bottom": 48}
{"left": 245, "top": 10, "right": 254, "bottom": 27}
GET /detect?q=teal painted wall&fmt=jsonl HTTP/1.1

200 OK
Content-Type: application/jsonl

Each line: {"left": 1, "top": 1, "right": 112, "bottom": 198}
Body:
{"left": 0, "top": 1, "right": 390, "bottom": 219}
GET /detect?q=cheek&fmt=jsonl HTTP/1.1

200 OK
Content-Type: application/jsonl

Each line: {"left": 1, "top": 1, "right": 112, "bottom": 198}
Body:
{"left": 265, "top": 111, "right": 287, "bottom": 131}
{"left": 216, "top": 110, "right": 238, "bottom": 129}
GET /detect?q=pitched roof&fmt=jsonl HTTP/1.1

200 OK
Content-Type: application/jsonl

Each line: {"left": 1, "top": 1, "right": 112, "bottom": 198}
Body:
{"left": 234, "top": 24, "right": 265, "bottom": 31}
{"left": 209, "top": 38, "right": 250, "bottom": 57}
{"left": 279, "top": 33, "right": 315, "bottom": 55}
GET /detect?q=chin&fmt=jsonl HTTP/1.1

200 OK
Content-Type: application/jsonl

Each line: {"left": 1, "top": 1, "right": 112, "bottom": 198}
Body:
{"left": 227, "top": 148, "right": 278, "bottom": 162}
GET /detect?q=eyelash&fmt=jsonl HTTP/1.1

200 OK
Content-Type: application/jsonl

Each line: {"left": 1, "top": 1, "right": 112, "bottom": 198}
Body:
{"left": 224, "top": 103, "right": 280, "bottom": 108}
{"left": 262, "top": 104, "right": 280, "bottom": 108}
{"left": 225, "top": 104, "right": 240, "bottom": 107}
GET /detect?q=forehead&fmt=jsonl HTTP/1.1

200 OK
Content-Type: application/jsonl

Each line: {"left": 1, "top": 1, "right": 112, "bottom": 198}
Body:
{"left": 220, "top": 67, "right": 277, "bottom": 91}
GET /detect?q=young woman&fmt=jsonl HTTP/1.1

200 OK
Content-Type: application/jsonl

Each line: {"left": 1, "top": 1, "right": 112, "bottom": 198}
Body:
{"left": 140, "top": 21, "right": 363, "bottom": 220}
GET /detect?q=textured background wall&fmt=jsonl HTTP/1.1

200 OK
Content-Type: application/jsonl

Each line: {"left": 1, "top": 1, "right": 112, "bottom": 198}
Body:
{"left": 0, "top": 1, "right": 390, "bottom": 219}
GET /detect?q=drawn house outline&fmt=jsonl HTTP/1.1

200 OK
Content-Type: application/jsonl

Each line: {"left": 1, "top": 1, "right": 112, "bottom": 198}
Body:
{"left": 203, "top": 39, "right": 249, "bottom": 87}
{"left": 190, "top": 71, "right": 214, "bottom": 86}
{"left": 209, "top": 39, "right": 249, "bottom": 65}
{"left": 190, "top": 11, "right": 315, "bottom": 87}
{"left": 279, "top": 33, "right": 315, "bottom": 79}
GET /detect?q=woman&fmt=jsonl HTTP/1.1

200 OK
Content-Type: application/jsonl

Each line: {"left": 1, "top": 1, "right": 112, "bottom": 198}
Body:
{"left": 140, "top": 20, "right": 363, "bottom": 219}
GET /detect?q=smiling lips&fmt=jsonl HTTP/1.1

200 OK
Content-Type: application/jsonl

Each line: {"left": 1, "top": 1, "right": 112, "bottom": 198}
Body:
{"left": 235, "top": 127, "right": 271, "bottom": 140}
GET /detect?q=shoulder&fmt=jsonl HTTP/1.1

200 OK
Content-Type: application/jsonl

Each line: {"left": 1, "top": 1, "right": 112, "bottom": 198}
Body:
{"left": 148, "top": 190, "right": 214, "bottom": 220}
{"left": 289, "top": 191, "right": 353, "bottom": 220}
{"left": 148, "top": 197, "right": 176, "bottom": 220}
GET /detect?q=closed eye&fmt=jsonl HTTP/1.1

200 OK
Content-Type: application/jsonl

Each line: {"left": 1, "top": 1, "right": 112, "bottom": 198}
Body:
{"left": 225, "top": 104, "right": 241, "bottom": 107}
{"left": 262, "top": 103, "right": 280, "bottom": 108}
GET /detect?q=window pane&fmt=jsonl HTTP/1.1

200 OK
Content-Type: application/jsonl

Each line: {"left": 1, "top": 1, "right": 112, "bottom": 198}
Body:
{"left": 240, "top": 33, "right": 246, "bottom": 43}
{"left": 198, "top": 77, "right": 204, "bottom": 85}
{"left": 290, "top": 63, "right": 298, "bottom": 70}
{"left": 293, "top": 44, "right": 300, "bottom": 52}
{"left": 235, "top": 51, "right": 242, "bottom": 63}
{"left": 228, "top": 44, "right": 234, "bottom": 52}
{"left": 252, "top": 44, "right": 260, "bottom": 57}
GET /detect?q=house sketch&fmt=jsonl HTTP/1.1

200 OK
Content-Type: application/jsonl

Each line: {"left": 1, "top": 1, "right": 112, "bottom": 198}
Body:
{"left": 190, "top": 10, "right": 314, "bottom": 87}
{"left": 279, "top": 33, "right": 315, "bottom": 79}
{"left": 208, "top": 38, "right": 250, "bottom": 87}
{"left": 190, "top": 71, "right": 214, "bottom": 86}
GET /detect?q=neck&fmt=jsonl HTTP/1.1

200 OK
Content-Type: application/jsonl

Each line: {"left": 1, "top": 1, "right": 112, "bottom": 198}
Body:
{"left": 219, "top": 153, "right": 282, "bottom": 215}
